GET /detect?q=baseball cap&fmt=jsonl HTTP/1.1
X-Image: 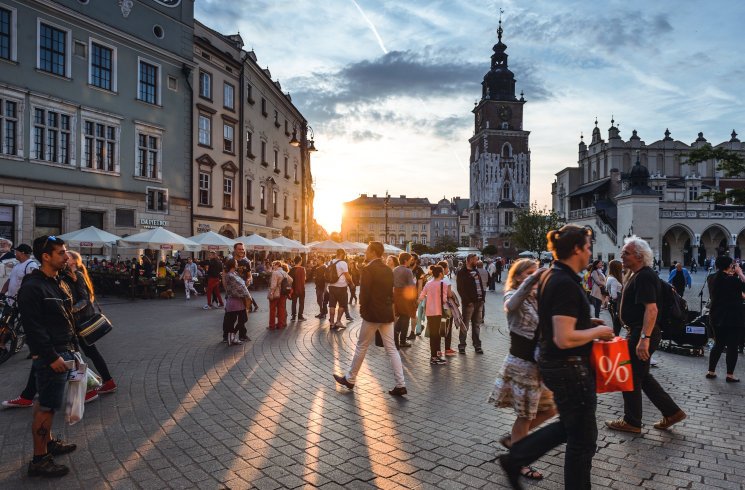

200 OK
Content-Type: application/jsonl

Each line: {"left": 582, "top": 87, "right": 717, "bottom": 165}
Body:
{"left": 15, "top": 244, "right": 32, "bottom": 254}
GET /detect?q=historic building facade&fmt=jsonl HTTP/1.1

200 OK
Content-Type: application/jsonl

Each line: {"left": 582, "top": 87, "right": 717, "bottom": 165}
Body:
{"left": 468, "top": 20, "right": 530, "bottom": 255}
{"left": 553, "top": 121, "right": 745, "bottom": 266}
{"left": 0, "top": 0, "right": 195, "bottom": 245}
{"left": 432, "top": 197, "right": 470, "bottom": 247}
{"left": 341, "top": 195, "right": 431, "bottom": 248}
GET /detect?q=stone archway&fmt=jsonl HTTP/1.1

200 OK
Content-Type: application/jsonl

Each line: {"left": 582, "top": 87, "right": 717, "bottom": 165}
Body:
{"left": 661, "top": 225, "right": 694, "bottom": 267}
{"left": 700, "top": 224, "right": 730, "bottom": 261}
{"left": 219, "top": 224, "right": 236, "bottom": 239}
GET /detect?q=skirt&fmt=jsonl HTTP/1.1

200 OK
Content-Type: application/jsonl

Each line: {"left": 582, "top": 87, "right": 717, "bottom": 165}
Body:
{"left": 488, "top": 354, "right": 555, "bottom": 419}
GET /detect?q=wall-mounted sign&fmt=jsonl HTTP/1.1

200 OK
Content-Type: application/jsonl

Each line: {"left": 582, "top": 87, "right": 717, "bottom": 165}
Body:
{"left": 153, "top": 0, "right": 181, "bottom": 7}
{"left": 197, "top": 224, "right": 211, "bottom": 233}
{"left": 160, "top": 244, "right": 173, "bottom": 250}
{"left": 79, "top": 242, "right": 94, "bottom": 247}
{"left": 140, "top": 218, "right": 168, "bottom": 229}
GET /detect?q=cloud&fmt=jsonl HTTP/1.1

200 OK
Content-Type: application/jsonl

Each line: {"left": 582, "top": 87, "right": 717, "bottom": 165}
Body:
{"left": 350, "top": 130, "right": 384, "bottom": 141}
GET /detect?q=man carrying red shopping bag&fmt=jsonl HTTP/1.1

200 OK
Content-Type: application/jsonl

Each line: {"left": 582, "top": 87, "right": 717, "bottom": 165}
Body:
{"left": 591, "top": 337, "right": 634, "bottom": 393}
{"left": 605, "top": 237, "right": 686, "bottom": 434}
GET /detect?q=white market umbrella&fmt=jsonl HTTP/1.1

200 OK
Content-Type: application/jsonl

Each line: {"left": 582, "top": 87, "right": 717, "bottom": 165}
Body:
{"left": 518, "top": 250, "right": 537, "bottom": 258}
{"left": 186, "top": 231, "right": 236, "bottom": 252}
{"left": 234, "top": 234, "right": 286, "bottom": 252}
{"left": 339, "top": 241, "right": 366, "bottom": 253}
{"left": 118, "top": 227, "right": 200, "bottom": 252}
{"left": 309, "top": 240, "right": 355, "bottom": 253}
{"left": 306, "top": 241, "right": 320, "bottom": 248}
{"left": 58, "top": 226, "right": 120, "bottom": 247}
{"left": 383, "top": 243, "right": 403, "bottom": 254}
{"left": 271, "top": 236, "right": 308, "bottom": 253}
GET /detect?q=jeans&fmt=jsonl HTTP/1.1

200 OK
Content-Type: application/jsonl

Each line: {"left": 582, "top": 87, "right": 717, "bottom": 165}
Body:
{"left": 608, "top": 299, "right": 622, "bottom": 336}
{"left": 291, "top": 291, "right": 305, "bottom": 317}
{"left": 184, "top": 280, "right": 198, "bottom": 299}
{"left": 269, "top": 296, "right": 287, "bottom": 328}
{"left": 346, "top": 320, "right": 405, "bottom": 388}
{"left": 427, "top": 315, "right": 442, "bottom": 357}
{"left": 394, "top": 314, "right": 410, "bottom": 346}
{"left": 623, "top": 328, "right": 681, "bottom": 427}
{"left": 709, "top": 325, "right": 740, "bottom": 374}
{"left": 459, "top": 301, "right": 483, "bottom": 350}
{"left": 590, "top": 296, "right": 602, "bottom": 318}
{"left": 316, "top": 288, "right": 328, "bottom": 315}
{"left": 506, "top": 358, "right": 598, "bottom": 489}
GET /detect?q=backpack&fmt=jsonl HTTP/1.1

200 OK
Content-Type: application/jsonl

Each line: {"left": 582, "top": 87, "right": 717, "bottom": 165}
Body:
{"left": 326, "top": 260, "right": 342, "bottom": 284}
{"left": 314, "top": 264, "right": 326, "bottom": 284}
{"left": 280, "top": 274, "right": 292, "bottom": 297}
{"left": 657, "top": 277, "right": 688, "bottom": 334}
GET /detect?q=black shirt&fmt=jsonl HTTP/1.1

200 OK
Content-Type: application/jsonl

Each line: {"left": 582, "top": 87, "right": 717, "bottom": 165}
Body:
{"left": 537, "top": 261, "right": 593, "bottom": 360}
{"left": 620, "top": 266, "right": 659, "bottom": 329}
{"left": 235, "top": 258, "right": 251, "bottom": 282}
{"left": 207, "top": 258, "right": 223, "bottom": 278}
{"left": 708, "top": 271, "right": 745, "bottom": 328}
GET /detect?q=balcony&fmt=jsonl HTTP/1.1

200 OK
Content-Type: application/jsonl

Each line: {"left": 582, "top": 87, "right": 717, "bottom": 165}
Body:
{"left": 568, "top": 206, "right": 595, "bottom": 220}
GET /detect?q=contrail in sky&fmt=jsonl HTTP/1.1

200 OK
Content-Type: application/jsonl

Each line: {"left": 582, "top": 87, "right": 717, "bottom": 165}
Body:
{"left": 350, "top": 0, "right": 388, "bottom": 54}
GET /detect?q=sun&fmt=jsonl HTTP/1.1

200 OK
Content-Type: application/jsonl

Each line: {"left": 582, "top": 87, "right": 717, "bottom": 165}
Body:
{"left": 313, "top": 196, "right": 343, "bottom": 235}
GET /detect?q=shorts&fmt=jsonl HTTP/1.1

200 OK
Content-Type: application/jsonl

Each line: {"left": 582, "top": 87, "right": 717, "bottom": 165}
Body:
{"left": 328, "top": 286, "right": 349, "bottom": 309}
{"left": 34, "top": 351, "right": 75, "bottom": 412}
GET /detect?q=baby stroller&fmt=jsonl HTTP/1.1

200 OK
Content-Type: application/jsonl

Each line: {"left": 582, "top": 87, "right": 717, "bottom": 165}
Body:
{"left": 659, "top": 303, "right": 709, "bottom": 357}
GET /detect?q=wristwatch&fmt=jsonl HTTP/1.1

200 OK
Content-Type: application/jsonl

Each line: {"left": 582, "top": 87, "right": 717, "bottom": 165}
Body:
{"left": 640, "top": 333, "right": 649, "bottom": 339}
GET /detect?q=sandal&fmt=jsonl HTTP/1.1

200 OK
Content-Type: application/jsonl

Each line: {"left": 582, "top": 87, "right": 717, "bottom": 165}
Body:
{"left": 726, "top": 377, "right": 740, "bottom": 383}
{"left": 499, "top": 434, "right": 512, "bottom": 449}
{"left": 520, "top": 466, "right": 543, "bottom": 480}
{"left": 705, "top": 373, "right": 717, "bottom": 379}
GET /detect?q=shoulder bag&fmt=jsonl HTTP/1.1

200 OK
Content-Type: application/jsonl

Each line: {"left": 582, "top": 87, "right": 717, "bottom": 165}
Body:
{"left": 440, "top": 282, "right": 451, "bottom": 337}
{"left": 77, "top": 301, "right": 113, "bottom": 347}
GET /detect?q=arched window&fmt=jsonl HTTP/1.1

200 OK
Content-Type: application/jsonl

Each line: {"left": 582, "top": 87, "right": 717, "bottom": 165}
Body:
{"left": 502, "top": 182, "right": 511, "bottom": 200}
{"left": 501, "top": 142, "right": 512, "bottom": 158}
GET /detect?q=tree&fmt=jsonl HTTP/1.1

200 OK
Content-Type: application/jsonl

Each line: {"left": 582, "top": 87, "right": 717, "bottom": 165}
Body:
{"left": 511, "top": 202, "right": 564, "bottom": 254}
{"left": 686, "top": 144, "right": 745, "bottom": 203}
{"left": 431, "top": 236, "right": 459, "bottom": 253}
{"left": 329, "top": 232, "right": 342, "bottom": 242}
{"left": 281, "top": 226, "right": 294, "bottom": 239}
{"left": 411, "top": 243, "right": 430, "bottom": 255}
{"left": 482, "top": 245, "right": 498, "bottom": 256}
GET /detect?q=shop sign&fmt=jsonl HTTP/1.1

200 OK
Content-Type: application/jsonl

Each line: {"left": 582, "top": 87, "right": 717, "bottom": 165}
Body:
{"left": 197, "top": 223, "right": 211, "bottom": 233}
{"left": 140, "top": 218, "right": 168, "bottom": 229}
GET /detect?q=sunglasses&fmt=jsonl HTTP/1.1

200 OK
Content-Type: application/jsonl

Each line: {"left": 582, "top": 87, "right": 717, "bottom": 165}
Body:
{"left": 42, "top": 235, "right": 61, "bottom": 249}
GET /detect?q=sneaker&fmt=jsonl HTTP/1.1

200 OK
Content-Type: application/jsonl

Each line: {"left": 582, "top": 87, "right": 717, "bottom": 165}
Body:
{"left": 653, "top": 410, "right": 687, "bottom": 430}
{"left": 84, "top": 391, "right": 99, "bottom": 404}
{"left": 605, "top": 418, "right": 641, "bottom": 434}
{"left": 298, "top": 316, "right": 307, "bottom": 321}
{"left": 290, "top": 316, "right": 296, "bottom": 321}
{"left": 28, "top": 454, "right": 69, "bottom": 478}
{"left": 2, "top": 396, "right": 33, "bottom": 408}
{"left": 458, "top": 348, "right": 466, "bottom": 354}
{"left": 437, "top": 351, "right": 444, "bottom": 358}
{"left": 202, "top": 305, "right": 211, "bottom": 310}
{"left": 232, "top": 339, "right": 243, "bottom": 345}
{"left": 475, "top": 347, "right": 484, "bottom": 354}
{"left": 314, "top": 313, "right": 324, "bottom": 318}
{"left": 430, "top": 357, "right": 446, "bottom": 365}
{"left": 444, "top": 349, "right": 457, "bottom": 356}
{"left": 239, "top": 337, "right": 250, "bottom": 342}
{"left": 47, "top": 438, "right": 77, "bottom": 456}
{"left": 98, "top": 380, "right": 117, "bottom": 394}
{"left": 388, "top": 386, "right": 407, "bottom": 396}
{"left": 333, "top": 374, "right": 354, "bottom": 389}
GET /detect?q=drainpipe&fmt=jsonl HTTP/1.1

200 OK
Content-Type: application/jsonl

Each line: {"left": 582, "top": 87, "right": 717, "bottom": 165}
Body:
{"left": 182, "top": 63, "right": 194, "bottom": 236}
{"left": 238, "top": 53, "right": 247, "bottom": 236}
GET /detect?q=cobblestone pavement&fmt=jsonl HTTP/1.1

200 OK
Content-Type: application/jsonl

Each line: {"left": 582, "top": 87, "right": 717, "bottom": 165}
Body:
{"left": 0, "top": 275, "right": 743, "bottom": 489}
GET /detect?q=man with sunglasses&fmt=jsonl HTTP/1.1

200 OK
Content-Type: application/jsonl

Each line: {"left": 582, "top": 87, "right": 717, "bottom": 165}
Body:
{"left": 17, "top": 235, "right": 78, "bottom": 478}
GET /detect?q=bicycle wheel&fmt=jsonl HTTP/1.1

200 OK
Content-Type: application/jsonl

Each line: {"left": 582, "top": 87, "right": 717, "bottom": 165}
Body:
{"left": 12, "top": 315, "right": 24, "bottom": 353}
{"left": 0, "top": 324, "right": 17, "bottom": 365}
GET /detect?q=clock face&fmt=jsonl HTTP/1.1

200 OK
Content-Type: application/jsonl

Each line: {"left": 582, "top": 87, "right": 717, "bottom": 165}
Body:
{"left": 498, "top": 105, "right": 512, "bottom": 121}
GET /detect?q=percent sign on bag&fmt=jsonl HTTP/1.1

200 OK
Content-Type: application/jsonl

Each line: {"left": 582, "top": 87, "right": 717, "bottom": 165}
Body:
{"left": 591, "top": 338, "right": 635, "bottom": 393}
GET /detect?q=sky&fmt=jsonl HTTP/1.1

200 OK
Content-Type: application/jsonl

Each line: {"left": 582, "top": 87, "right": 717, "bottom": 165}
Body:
{"left": 195, "top": 0, "right": 745, "bottom": 234}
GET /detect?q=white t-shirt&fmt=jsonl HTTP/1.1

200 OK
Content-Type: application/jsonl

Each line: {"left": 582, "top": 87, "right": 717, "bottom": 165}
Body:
{"left": 328, "top": 259, "right": 349, "bottom": 288}
{"left": 7, "top": 258, "right": 39, "bottom": 305}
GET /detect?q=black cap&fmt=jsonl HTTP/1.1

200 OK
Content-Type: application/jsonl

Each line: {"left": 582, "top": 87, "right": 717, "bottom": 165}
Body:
{"left": 15, "top": 244, "right": 32, "bottom": 254}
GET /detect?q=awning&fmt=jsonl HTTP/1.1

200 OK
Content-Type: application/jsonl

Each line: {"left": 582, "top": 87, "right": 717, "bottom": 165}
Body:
{"left": 567, "top": 177, "right": 610, "bottom": 197}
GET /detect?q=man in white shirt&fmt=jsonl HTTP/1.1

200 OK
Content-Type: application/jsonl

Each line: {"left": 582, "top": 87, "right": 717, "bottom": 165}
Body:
{"left": 1, "top": 244, "right": 38, "bottom": 310}
{"left": 327, "top": 249, "right": 354, "bottom": 329}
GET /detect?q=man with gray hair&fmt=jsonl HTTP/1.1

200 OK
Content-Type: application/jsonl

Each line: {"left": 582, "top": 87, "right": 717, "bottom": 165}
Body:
{"left": 0, "top": 237, "right": 13, "bottom": 261}
{"left": 605, "top": 236, "right": 686, "bottom": 434}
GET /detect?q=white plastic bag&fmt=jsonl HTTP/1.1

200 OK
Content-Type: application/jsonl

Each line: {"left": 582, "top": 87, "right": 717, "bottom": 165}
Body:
{"left": 65, "top": 356, "right": 87, "bottom": 426}
{"left": 86, "top": 368, "right": 102, "bottom": 392}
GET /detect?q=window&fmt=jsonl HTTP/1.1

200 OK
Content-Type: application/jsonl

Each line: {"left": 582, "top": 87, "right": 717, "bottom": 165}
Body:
{"left": 38, "top": 22, "right": 69, "bottom": 77}
{"left": 274, "top": 110, "right": 280, "bottom": 127}
{"left": 246, "top": 83, "right": 255, "bottom": 104}
{"left": 294, "top": 198, "right": 298, "bottom": 221}
{"left": 89, "top": 41, "right": 115, "bottom": 91}
{"left": 0, "top": 96, "right": 19, "bottom": 156}
{"left": 0, "top": 205, "right": 15, "bottom": 244}
{"left": 138, "top": 59, "right": 159, "bottom": 104}
{"left": 273, "top": 149, "right": 278, "bottom": 170}
{"left": 198, "top": 71, "right": 211, "bottom": 99}
{"left": 223, "top": 82, "right": 234, "bottom": 109}
{"left": 421, "top": 224, "right": 427, "bottom": 232}
{"left": 503, "top": 241, "right": 510, "bottom": 248}
{"left": 223, "top": 177, "right": 233, "bottom": 209}
{"left": 283, "top": 196, "right": 288, "bottom": 219}
{"left": 293, "top": 163, "right": 298, "bottom": 182}
{"left": 115, "top": 208, "right": 135, "bottom": 227}
{"left": 146, "top": 187, "right": 167, "bottom": 213}
{"left": 246, "top": 179, "right": 253, "bottom": 209}
{"left": 198, "top": 172, "right": 210, "bottom": 205}
{"left": 223, "top": 124, "right": 234, "bottom": 153}
{"left": 198, "top": 115, "right": 211, "bottom": 146}
{"left": 83, "top": 120, "right": 118, "bottom": 172}
{"left": 421, "top": 236, "right": 426, "bottom": 245}
{"left": 261, "top": 98, "right": 267, "bottom": 116}
{"left": 502, "top": 182, "right": 511, "bottom": 200}
{"left": 80, "top": 210, "right": 104, "bottom": 229}
{"left": 246, "top": 131, "right": 254, "bottom": 158}
{"left": 32, "top": 107, "right": 72, "bottom": 165}
{"left": 505, "top": 211, "right": 513, "bottom": 226}
{"left": 272, "top": 190, "right": 278, "bottom": 216}
{"left": 260, "top": 185, "right": 266, "bottom": 213}
{"left": 135, "top": 127, "right": 161, "bottom": 180}
{"left": 284, "top": 156, "right": 288, "bottom": 177}
{"left": 260, "top": 141, "right": 267, "bottom": 165}
{"left": 35, "top": 207, "right": 62, "bottom": 237}
{"left": 0, "top": 7, "right": 16, "bottom": 62}
{"left": 689, "top": 186, "right": 699, "bottom": 201}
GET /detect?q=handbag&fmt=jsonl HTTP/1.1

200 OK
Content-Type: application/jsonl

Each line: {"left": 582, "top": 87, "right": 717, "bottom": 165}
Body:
{"left": 590, "top": 337, "right": 634, "bottom": 393}
{"left": 77, "top": 302, "right": 113, "bottom": 347}
{"left": 439, "top": 282, "right": 451, "bottom": 337}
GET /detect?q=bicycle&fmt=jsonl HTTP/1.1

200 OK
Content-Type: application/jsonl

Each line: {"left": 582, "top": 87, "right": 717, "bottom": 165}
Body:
{"left": 0, "top": 294, "right": 25, "bottom": 365}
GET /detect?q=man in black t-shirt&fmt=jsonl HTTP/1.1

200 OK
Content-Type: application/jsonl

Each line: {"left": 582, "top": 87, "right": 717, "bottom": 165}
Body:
{"left": 500, "top": 225, "right": 613, "bottom": 490}
{"left": 605, "top": 237, "right": 686, "bottom": 434}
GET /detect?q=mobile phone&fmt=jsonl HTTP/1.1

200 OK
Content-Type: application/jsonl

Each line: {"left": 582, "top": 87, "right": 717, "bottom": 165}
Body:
{"left": 63, "top": 359, "right": 76, "bottom": 371}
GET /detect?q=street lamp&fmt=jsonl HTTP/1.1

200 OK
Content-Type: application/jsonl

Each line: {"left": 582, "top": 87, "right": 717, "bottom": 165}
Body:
{"left": 384, "top": 192, "right": 390, "bottom": 245}
{"left": 289, "top": 123, "right": 318, "bottom": 244}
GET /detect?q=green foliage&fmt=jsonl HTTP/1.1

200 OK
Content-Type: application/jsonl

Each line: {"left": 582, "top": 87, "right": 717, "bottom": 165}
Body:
{"left": 431, "top": 236, "right": 459, "bottom": 253}
{"left": 329, "top": 232, "right": 342, "bottom": 242}
{"left": 511, "top": 202, "right": 565, "bottom": 254}
{"left": 482, "top": 245, "right": 498, "bottom": 256}
{"left": 686, "top": 144, "right": 745, "bottom": 204}
{"left": 411, "top": 243, "right": 430, "bottom": 255}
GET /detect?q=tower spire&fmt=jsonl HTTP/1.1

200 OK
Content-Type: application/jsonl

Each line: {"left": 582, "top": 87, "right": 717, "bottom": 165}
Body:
{"left": 497, "top": 8, "right": 504, "bottom": 42}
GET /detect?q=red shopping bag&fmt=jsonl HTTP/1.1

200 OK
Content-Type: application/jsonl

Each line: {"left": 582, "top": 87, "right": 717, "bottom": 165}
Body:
{"left": 590, "top": 337, "right": 634, "bottom": 393}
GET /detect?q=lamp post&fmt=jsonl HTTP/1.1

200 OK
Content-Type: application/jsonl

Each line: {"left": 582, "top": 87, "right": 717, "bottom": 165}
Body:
{"left": 384, "top": 192, "right": 390, "bottom": 245}
{"left": 290, "top": 124, "right": 317, "bottom": 243}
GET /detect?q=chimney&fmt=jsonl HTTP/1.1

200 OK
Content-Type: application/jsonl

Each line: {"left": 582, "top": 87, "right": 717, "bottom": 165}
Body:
{"left": 400, "top": 195, "right": 406, "bottom": 198}
{"left": 372, "top": 194, "right": 377, "bottom": 198}
{"left": 361, "top": 194, "right": 367, "bottom": 198}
